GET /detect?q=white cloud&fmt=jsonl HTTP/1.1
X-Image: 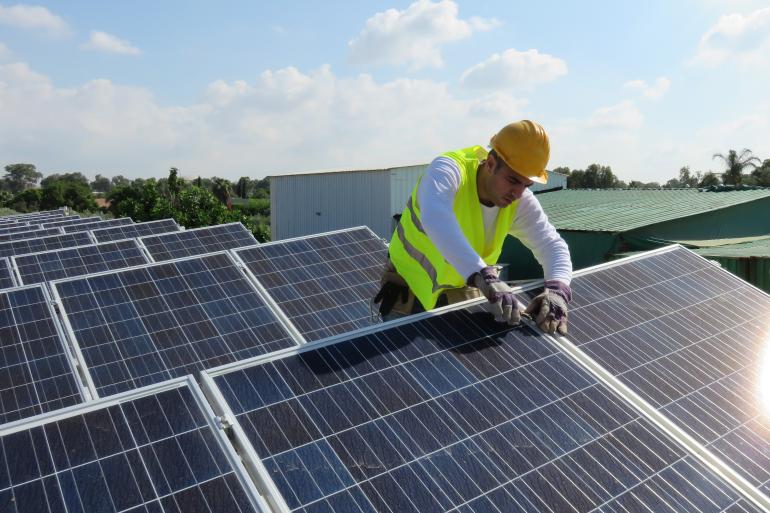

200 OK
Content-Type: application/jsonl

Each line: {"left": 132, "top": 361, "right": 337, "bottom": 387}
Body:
{"left": 460, "top": 48, "right": 567, "bottom": 91}
{"left": 0, "top": 42, "right": 11, "bottom": 60}
{"left": 348, "top": 0, "right": 499, "bottom": 69}
{"left": 82, "top": 31, "right": 141, "bottom": 55}
{"left": 691, "top": 7, "right": 770, "bottom": 66}
{"left": 623, "top": 77, "right": 670, "bottom": 99}
{"left": 0, "top": 3, "right": 69, "bottom": 35}
{"left": 588, "top": 101, "right": 643, "bottom": 130}
{"left": 0, "top": 60, "right": 528, "bottom": 178}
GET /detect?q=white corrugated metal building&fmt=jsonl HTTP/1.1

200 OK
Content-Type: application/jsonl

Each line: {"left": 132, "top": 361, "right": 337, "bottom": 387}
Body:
{"left": 270, "top": 165, "right": 567, "bottom": 240}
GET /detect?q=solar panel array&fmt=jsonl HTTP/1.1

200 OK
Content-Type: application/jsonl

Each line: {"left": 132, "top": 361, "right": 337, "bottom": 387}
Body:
{"left": 0, "top": 231, "right": 93, "bottom": 258}
{"left": 0, "top": 227, "right": 63, "bottom": 243}
{"left": 0, "top": 285, "right": 83, "bottom": 424}
{"left": 61, "top": 216, "right": 134, "bottom": 233}
{"left": 41, "top": 215, "right": 102, "bottom": 229}
{"left": 234, "top": 227, "right": 387, "bottom": 341}
{"left": 0, "top": 378, "right": 265, "bottom": 513}
{"left": 0, "top": 224, "right": 42, "bottom": 236}
{"left": 91, "top": 218, "right": 181, "bottom": 243}
{"left": 12, "top": 239, "right": 150, "bottom": 285}
{"left": 141, "top": 222, "right": 258, "bottom": 261}
{"left": 0, "top": 257, "right": 16, "bottom": 289}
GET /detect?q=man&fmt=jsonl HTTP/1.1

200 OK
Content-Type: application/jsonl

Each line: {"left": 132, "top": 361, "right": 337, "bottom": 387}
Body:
{"left": 374, "top": 120, "right": 572, "bottom": 335}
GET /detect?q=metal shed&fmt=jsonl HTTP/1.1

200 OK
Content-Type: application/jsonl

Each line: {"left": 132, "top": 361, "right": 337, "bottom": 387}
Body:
{"left": 270, "top": 165, "right": 567, "bottom": 240}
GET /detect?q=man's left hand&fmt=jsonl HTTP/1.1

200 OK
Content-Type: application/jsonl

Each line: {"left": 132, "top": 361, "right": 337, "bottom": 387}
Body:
{"left": 524, "top": 281, "right": 571, "bottom": 335}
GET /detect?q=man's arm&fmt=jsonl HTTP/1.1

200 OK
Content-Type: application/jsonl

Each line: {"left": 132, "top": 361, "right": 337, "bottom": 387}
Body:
{"left": 418, "top": 157, "right": 487, "bottom": 279}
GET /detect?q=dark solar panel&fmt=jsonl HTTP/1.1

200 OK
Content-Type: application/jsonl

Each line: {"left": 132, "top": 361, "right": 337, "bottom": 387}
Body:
{"left": 53, "top": 252, "right": 297, "bottom": 397}
{"left": 548, "top": 246, "right": 770, "bottom": 495}
{"left": 234, "top": 227, "right": 387, "bottom": 341}
{"left": 210, "top": 306, "right": 762, "bottom": 513}
{"left": 0, "top": 224, "right": 41, "bottom": 236}
{"left": 0, "top": 258, "right": 16, "bottom": 289}
{"left": 61, "top": 216, "right": 134, "bottom": 233}
{"left": 0, "top": 379, "right": 265, "bottom": 513}
{"left": 13, "top": 239, "right": 150, "bottom": 285}
{"left": 0, "top": 285, "right": 83, "bottom": 425}
{"left": 91, "top": 218, "right": 181, "bottom": 243}
{"left": 141, "top": 222, "right": 258, "bottom": 262}
{"left": 0, "top": 232, "right": 93, "bottom": 258}
{"left": 42, "top": 216, "right": 102, "bottom": 229}
{"left": 0, "top": 227, "right": 63, "bottom": 243}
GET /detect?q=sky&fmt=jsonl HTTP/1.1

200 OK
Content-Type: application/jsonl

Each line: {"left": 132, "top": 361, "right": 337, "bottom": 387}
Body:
{"left": 1, "top": 0, "right": 769, "bottom": 183}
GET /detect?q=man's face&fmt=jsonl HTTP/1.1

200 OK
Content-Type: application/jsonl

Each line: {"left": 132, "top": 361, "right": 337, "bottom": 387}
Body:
{"left": 486, "top": 154, "right": 534, "bottom": 207}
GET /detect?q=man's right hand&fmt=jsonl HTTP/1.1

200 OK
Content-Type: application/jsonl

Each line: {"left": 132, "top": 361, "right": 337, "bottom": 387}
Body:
{"left": 468, "top": 266, "right": 521, "bottom": 325}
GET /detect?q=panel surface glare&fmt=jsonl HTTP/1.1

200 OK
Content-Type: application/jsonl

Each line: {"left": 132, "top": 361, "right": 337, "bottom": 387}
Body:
{"left": 0, "top": 258, "right": 16, "bottom": 289}
{"left": 0, "top": 285, "right": 82, "bottom": 425}
{"left": 0, "top": 383, "right": 263, "bottom": 513}
{"left": 61, "top": 216, "right": 134, "bottom": 233}
{"left": 141, "top": 223, "right": 258, "bottom": 261}
{"left": 0, "top": 228, "right": 63, "bottom": 243}
{"left": 54, "top": 252, "right": 296, "bottom": 397}
{"left": 555, "top": 247, "right": 770, "bottom": 494}
{"left": 213, "top": 307, "right": 761, "bottom": 513}
{"left": 91, "top": 218, "right": 181, "bottom": 243}
{"left": 236, "top": 227, "right": 388, "bottom": 341}
{"left": 0, "top": 232, "right": 93, "bottom": 259}
{"left": 13, "top": 239, "right": 149, "bottom": 285}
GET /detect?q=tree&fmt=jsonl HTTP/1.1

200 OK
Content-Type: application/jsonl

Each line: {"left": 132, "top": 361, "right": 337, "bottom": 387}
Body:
{"left": 90, "top": 174, "right": 111, "bottom": 193}
{"left": 167, "top": 167, "right": 181, "bottom": 206}
{"left": 8, "top": 189, "right": 42, "bottom": 212}
{"left": 698, "top": 171, "right": 721, "bottom": 188}
{"left": 211, "top": 177, "right": 233, "bottom": 205}
{"left": 567, "top": 164, "right": 621, "bottom": 189}
{"left": 2, "top": 163, "right": 43, "bottom": 194}
{"left": 40, "top": 178, "right": 98, "bottom": 211}
{"left": 41, "top": 172, "right": 89, "bottom": 188}
{"left": 750, "top": 159, "right": 770, "bottom": 186}
{"left": 111, "top": 175, "right": 131, "bottom": 188}
{"left": 235, "top": 177, "right": 251, "bottom": 199}
{"left": 713, "top": 149, "right": 761, "bottom": 186}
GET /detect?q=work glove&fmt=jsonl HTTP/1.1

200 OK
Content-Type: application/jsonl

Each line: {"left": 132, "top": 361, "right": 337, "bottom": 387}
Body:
{"left": 524, "top": 280, "right": 571, "bottom": 335}
{"left": 468, "top": 266, "right": 521, "bottom": 325}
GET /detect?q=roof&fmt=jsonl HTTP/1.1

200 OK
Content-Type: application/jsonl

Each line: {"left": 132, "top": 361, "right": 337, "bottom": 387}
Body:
{"left": 537, "top": 188, "right": 770, "bottom": 232}
{"left": 268, "top": 163, "right": 428, "bottom": 178}
{"left": 694, "top": 235, "right": 770, "bottom": 258}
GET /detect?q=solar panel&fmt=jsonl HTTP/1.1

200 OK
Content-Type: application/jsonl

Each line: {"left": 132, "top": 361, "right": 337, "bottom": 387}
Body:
{"left": 42, "top": 215, "right": 102, "bottom": 229}
{"left": 233, "top": 227, "right": 387, "bottom": 342}
{"left": 0, "top": 227, "right": 64, "bottom": 243}
{"left": 61, "top": 216, "right": 134, "bottom": 233}
{"left": 0, "top": 224, "right": 41, "bottom": 236}
{"left": 207, "top": 306, "right": 763, "bottom": 513}
{"left": 91, "top": 218, "right": 181, "bottom": 243}
{"left": 547, "top": 246, "right": 770, "bottom": 496}
{"left": 140, "top": 222, "right": 258, "bottom": 262}
{"left": 12, "top": 239, "right": 150, "bottom": 286}
{"left": 0, "top": 284, "right": 84, "bottom": 425}
{"left": 52, "top": 252, "right": 297, "bottom": 398}
{"left": 0, "top": 231, "right": 93, "bottom": 259}
{"left": 0, "top": 377, "right": 267, "bottom": 513}
{"left": 0, "top": 257, "right": 16, "bottom": 289}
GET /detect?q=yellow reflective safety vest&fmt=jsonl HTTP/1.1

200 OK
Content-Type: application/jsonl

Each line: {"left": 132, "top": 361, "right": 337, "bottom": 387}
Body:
{"left": 389, "top": 146, "right": 519, "bottom": 310}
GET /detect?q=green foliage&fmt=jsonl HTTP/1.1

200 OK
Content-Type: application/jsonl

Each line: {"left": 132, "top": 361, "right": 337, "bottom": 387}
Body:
{"left": 232, "top": 197, "right": 269, "bottom": 217}
{"left": 90, "top": 174, "right": 111, "bottom": 193}
{"left": 8, "top": 189, "right": 42, "bottom": 212}
{"left": 2, "top": 163, "right": 43, "bottom": 194}
{"left": 566, "top": 164, "right": 622, "bottom": 189}
{"left": 235, "top": 177, "right": 250, "bottom": 199}
{"left": 713, "top": 148, "right": 761, "bottom": 186}
{"left": 627, "top": 181, "right": 661, "bottom": 189}
{"left": 749, "top": 159, "right": 770, "bottom": 186}
{"left": 111, "top": 175, "right": 130, "bottom": 188}
{"left": 40, "top": 179, "right": 98, "bottom": 211}
{"left": 698, "top": 171, "right": 720, "bottom": 188}
{"left": 210, "top": 177, "right": 233, "bottom": 205}
{"left": 41, "top": 172, "right": 89, "bottom": 188}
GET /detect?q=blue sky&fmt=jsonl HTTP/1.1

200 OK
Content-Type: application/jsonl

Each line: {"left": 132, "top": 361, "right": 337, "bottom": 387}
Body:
{"left": 1, "top": 1, "right": 769, "bottom": 182}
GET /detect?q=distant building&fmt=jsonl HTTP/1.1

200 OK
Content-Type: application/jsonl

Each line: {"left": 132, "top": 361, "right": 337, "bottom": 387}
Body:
{"left": 270, "top": 165, "right": 567, "bottom": 240}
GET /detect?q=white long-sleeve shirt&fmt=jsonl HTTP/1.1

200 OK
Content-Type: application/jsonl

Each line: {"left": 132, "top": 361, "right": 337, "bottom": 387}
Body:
{"left": 417, "top": 156, "right": 572, "bottom": 284}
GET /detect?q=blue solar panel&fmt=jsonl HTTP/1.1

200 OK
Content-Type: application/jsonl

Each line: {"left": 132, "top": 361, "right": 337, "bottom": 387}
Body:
{"left": 0, "top": 258, "right": 16, "bottom": 289}
{"left": 61, "top": 216, "right": 134, "bottom": 233}
{"left": 53, "top": 252, "right": 297, "bottom": 398}
{"left": 209, "top": 305, "right": 763, "bottom": 513}
{"left": 234, "top": 227, "right": 387, "bottom": 341}
{"left": 12, "top": 239, "right": 150, "bottom": 285}
{"left": 0, "top": 378, "right": 266, "bottom": 513}
{"left": 42, "top": 216, "right": 102, "bottom": 229}
{"left": 549, "top": 246, "right": 770, "bottom": 496}
{"left": 91, "top": 218, "right": 181, "bottom": 243}
{"left": 0, "top": 227, "right": 63, "bottom": 243}
{"left": 0, "top": 232, "right": 94, "bottom": 259}
{"left": 141, "top": 222, "right": 258, "bottom": 261}
{"left": 0, "top": 224, "right": 41, "bottom": 236}
{"left": 0, "top": 284, "right": 84, "bottom": 425}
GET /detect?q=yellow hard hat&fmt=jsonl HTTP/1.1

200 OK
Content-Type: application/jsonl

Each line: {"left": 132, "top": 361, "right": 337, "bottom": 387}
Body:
{"left": 490, "top": 120, "right": 550, "bottom": 184}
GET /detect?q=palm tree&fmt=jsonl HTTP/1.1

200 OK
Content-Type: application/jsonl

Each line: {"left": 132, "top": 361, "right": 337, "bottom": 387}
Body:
{"left": 712, "top": 148, "right": 761, "bottom": 186}
{"left": 211, "top": 177, "right": 233, "bottom": 206}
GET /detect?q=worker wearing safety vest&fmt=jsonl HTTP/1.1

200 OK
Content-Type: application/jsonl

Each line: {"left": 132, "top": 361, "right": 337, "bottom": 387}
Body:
{"left": 374, "top": 120, "right": 573, "bottom": 335}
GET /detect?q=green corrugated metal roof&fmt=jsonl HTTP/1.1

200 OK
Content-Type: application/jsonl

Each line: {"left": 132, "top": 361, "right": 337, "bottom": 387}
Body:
{"left": 694, "top": 236, "right": 770, "bottom": 258}
{"left": 537, "top": 188, "right": 770, "bottom": 232}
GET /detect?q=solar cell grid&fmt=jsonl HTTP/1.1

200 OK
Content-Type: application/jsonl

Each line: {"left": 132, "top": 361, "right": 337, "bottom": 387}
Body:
{"left": 0, "top": 224, "right": 41, "bottom": 236}
{"left": 12, "top": 239, "right": 150, "bottom": 285}
{"left": 0, "top": 379, "right": 265, "bottom": 513}
{"left": 53, "top": 252, "right": 297, "bottom": 398}
{"left": 0, "top": 232, "right": 93, "bottom": 259}
{"left": 549, "top": 246, "right": 770, "bottom": 496}
{"left": 0, "top": 227, "right": 64, "bottom": 243}
{"left": 0, "top": 258, "right": 16, "bottom": 289}
{"left": 235, "top": 227, "right": 388, "bottom": 342}
{"left": 91, "top": 218, "right": 181, "bottom": 243}
{"left": 42, "top": 216, "right": 102, "bottom": 229}
{"left": 0, "top": 285, "right": 83, "bottom": 425}
{"left": 61, "top": 216, "right": 134, "bottom": 233}
{"left": 210, "top": 306, "right": 762, "bottom": 513}
{"left": 141, "top": 222, "right": 258, "bottom": 261}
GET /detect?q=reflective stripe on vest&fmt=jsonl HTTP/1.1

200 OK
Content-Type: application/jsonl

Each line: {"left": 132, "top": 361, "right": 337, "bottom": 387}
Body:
{"left": 389, "top": 146, "right": 519, "bottom": 310}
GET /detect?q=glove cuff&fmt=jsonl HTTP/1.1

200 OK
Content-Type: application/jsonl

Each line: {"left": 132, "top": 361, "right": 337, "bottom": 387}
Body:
{"left": 545, "top": 280, "right": 572, "bottom": 303}
{"left": 467, "top": 265, "right": 499, "bottom": 287}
